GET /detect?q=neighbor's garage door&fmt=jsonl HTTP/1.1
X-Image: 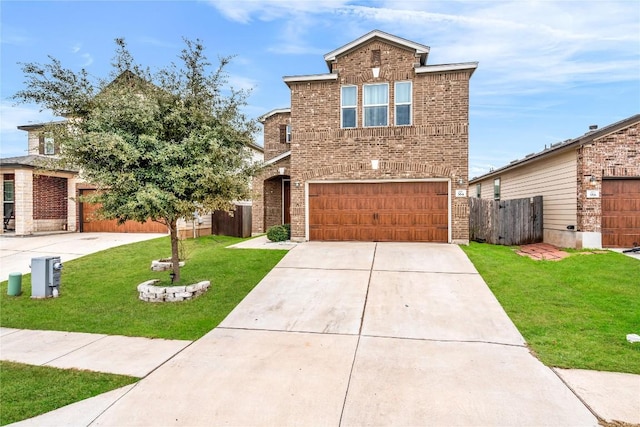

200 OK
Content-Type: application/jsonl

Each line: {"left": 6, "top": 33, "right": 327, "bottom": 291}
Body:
{"left": 602, "top": 179, "right": 640, "bottom": 248}
{"left": 308, "top": 182, "right": 448, "bottom": 242}
{"left": 80, "top": 190, "right": 168, "bottom": 233}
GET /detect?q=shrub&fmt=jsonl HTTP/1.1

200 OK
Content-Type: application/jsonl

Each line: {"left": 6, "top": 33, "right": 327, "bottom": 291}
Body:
{"left": 267, "top": 225, "right": 289, "bottom": 242}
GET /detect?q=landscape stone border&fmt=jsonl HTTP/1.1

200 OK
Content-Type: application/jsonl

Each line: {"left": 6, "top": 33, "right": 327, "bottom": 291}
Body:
{"left": 137, "top": 279, "right": 211, "bottom": 302}
{"left": 151, "top": 260, "right": 185, "bottom": 271}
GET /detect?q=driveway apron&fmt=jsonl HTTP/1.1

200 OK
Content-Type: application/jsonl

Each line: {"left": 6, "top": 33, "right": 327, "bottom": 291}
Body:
{"left": 92, "top": 242, "right": 596, "bottom": 426}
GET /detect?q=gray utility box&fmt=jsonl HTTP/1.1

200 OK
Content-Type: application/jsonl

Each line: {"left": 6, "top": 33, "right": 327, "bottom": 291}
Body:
{"left": 31, "top": 256, "right": 63, "bottom": 298}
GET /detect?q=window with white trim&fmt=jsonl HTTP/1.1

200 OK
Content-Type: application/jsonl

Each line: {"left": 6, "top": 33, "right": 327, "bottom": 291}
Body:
{"left": 394, "top": 81, "right": 412, "bottom": 126}
{"left": 44, "top": 135, "right": 55, "bottom": 155}
{"left": 494, "top": 178, "right": 501, "bottom": 200}
{"left": 285, "top": 124, "right": 291, "bottom": 143}
{"left": 3, "top": 180, "right": 14, "bottom": 225}
{"left": 363, "top": 83, "right": 388, "bottom": 127}
{"left": 476, "top": 183, "right": 481, "bottom": 198}
{"left": 341, "top": 85, "right": 357, "bottom": 128}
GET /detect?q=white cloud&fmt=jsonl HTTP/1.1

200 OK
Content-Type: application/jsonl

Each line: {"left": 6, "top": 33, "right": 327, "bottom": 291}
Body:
{"left": 206, "top": 0, "right": 352, "bottom": 23}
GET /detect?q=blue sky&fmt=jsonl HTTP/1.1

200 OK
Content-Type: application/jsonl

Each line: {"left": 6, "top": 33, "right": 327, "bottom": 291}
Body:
{"left": 1, "top": 0, "right": 638, "bottom": 178}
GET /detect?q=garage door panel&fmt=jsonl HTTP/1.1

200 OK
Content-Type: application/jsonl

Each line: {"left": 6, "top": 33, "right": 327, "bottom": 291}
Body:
{"left": 308, "top": 182, "right": 449, "bottom": 242}
{"left": 602, "top": 179, "right": 640, "bottom": 248}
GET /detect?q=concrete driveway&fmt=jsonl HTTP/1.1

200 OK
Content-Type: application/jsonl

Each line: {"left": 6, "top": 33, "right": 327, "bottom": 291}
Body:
{"left": 0, "top": 232, "right": 167, "bottom": 282}
{"left": 90, "top": 242, "right": 597, "bottom": 426}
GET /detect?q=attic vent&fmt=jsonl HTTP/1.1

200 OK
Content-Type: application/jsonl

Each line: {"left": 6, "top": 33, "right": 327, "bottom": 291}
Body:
{"left": 371, "top": 49, "right": 381, "bottom": 66}
{"left": 550, "top": 142, "right": 562, "bottom": 148}
{"left": 525, "top": 152, "right": 535, "bottom": 158}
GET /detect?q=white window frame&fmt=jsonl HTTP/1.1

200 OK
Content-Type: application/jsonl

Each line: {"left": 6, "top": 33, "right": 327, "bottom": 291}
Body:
{"left": 363, "top": 83, "right": 389, "bottom": 127}
{"left": 44, "top": 134, "right": 55, "bottom": 155}
{"left": 341, "top": 85, "right": 357, "bottom": 129}
{"left": 394, "top": 81, "right": 412, "bottom": 126}
{"left": 494, "top": 178, "right": 501, "bottom": 201}
{"left": 285, "top": 124, "right": 292, "bottom": 143}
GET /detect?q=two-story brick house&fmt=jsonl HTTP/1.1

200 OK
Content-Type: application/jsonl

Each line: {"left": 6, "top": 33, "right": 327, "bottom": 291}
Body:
{"left": 252, "top": 30, "right": 477, "bottom": 243}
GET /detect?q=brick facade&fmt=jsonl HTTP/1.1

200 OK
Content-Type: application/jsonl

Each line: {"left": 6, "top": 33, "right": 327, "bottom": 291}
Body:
{"left": 577, "top": 122, "right": 640, "bottom": 233}
{"left": 33, "top": 175, "right": 68, "bottom": 220}
{"left": 253, "top": 31, "right": 476, "bottom": 243}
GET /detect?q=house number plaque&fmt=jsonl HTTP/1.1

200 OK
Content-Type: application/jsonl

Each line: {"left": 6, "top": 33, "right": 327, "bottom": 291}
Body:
{"left": 455, "top": 189, "right": 467, "bottom": 197}
{"left": 586, "top": 190, "right": 599, "bottom": 198}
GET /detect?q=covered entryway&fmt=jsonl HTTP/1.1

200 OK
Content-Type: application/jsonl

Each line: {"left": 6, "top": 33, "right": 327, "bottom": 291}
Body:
{"left": 79, "top": 189, "right": 168, "bottom": 233}
{"left": 308, "top": 181, "right": 448, "bottom": 242}
{"left": 602, "top": 178, "right": 640, "bottom": 248}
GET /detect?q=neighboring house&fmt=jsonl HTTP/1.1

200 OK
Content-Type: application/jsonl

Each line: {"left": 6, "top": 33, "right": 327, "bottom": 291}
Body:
{"left": 252, "top": 30, "right": 478, "bottom": 243}
{"left": 2, "top": 122, "right": 80, "bottom": 235}
{"left": 1, "top": 76, "right": 264, "bottom": 237}
{"left": 469, "top": 114, "right": 640, "bottom": 249}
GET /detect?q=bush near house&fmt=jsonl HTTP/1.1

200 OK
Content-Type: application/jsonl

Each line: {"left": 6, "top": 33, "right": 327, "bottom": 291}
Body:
{"left": 267, "top": 224, "right": 290, "bottom": 242}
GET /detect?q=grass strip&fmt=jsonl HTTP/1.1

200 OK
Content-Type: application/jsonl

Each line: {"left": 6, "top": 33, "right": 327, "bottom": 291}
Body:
{"left": 0, "top": 361, "right": 137, "bottom": 426}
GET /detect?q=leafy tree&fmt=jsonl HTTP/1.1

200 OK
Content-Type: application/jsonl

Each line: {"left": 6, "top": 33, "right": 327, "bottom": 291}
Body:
{"left": 13, "top": 38, "right": 259, "bottom": 282}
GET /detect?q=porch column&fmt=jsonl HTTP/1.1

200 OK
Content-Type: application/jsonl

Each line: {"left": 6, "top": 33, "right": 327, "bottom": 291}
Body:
{"left": 14, "top": 169, "right": 34, "bottom": 235}
{"left": 67, "top": 177, "right": 78, "bottom": 232}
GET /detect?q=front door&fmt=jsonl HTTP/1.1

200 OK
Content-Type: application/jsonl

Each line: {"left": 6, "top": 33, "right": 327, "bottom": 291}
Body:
{"left": 283, "top": 180, "right": 291, "bottom": 224}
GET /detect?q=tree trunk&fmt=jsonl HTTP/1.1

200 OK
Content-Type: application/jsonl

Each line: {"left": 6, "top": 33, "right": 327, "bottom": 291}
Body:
{"left": 169, "top": 218, "right": 180, "bottom": 283}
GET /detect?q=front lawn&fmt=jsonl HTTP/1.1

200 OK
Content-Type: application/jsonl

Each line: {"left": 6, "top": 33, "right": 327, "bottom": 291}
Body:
{"left": 0, "top": 361, "right": 137, "bottom": 426}
{"left": 0, "top": 235, "right": 287, "bottom": 340}
{"left": 462, "top": 242, "right": 640, "bottom": 374}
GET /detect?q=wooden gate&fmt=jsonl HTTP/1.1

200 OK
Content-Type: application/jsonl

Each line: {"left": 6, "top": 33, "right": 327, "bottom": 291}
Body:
{"left": 469, "top": 196, "right": 543, "bottom": 245}
{"left": 211, "top": 204, "right": 252, "bottom": 238}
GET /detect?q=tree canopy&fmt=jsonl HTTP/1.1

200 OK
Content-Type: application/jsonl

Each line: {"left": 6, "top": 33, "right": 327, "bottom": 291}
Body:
{"left": 13, "top": 38, "right": 260, "bottom": 282}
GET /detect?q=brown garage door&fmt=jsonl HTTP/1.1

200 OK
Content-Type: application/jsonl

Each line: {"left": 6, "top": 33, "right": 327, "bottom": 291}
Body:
{"left": 602, "top": 179, "right": 640, "bottom": 248}
{"left": 308, "top": 182, "right": 448, "bottom": 242}
{"left": 80, "top": 190, "right": 168, "bottom": 233}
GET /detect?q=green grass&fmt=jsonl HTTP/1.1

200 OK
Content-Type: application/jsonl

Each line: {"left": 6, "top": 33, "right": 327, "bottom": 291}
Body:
{"left": 0, "top": 361, "right": 137, "bottom": 426}
{"left": 0, "top": 235, "right": 287, "bottom": 340}
{"left": 462, "top": 242, "right": 640, "bottom": 374}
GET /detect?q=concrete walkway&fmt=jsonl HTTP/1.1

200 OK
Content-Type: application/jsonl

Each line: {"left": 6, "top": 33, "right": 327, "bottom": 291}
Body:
{"left": 0, "top": 232, "right": 167, "bottom": 282}
{"left": 4, "top": 241, "right": 638, "bottom": 426}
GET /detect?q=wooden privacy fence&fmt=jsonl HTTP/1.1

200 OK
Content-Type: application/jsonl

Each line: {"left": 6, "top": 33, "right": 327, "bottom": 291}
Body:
{"left": 469, "top": 196, "right": 543, "bottom": 245}
{"left": 211, "top": 204, "right": 252, "bottom": 238}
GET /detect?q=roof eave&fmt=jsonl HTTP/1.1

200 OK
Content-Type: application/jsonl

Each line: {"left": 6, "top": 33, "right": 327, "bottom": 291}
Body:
{"left": 258, "top": 108, "right": 291, "bottom": 123}
{"left": 283, "top": 74, "right": 338, "bottom": 86}
{"left": 415, "top": 62, "right": 479, "bottom": 76}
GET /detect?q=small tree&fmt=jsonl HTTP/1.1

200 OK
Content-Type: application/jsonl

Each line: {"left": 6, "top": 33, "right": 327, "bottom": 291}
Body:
{"left": 13, "top": 38, "right": 259, "bottom": 283}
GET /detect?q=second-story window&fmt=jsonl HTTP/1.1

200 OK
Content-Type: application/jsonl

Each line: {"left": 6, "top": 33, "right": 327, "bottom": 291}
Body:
{"left": 494, "top": 178, "right": 501, "bottom": 200}
{"left": 476, "top": 183, "right": 481, "bottom": 198}
{"left": 44, "top": 135, "right": 55, "bottom": 155}
{"left": 341, "top": 85, "right": 357, "bottom": 128}
{"left": 395, "top": 81, "right": 412, "bottom": 126}
{"left": 364, "top": 83, "right": 388, "bottom": 127}
{"left": 286, "top": 124, "right": 291, "bottom": 143}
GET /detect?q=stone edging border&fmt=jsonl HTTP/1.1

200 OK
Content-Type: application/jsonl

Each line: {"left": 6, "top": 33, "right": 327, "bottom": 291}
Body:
{"left": 137, "top": 279, "right": 211, "bottom": 302}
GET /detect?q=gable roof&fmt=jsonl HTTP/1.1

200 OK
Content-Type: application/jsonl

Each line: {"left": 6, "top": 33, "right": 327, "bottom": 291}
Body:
{"left": 323, "top": 29, "right": 430, "bottom": 71}
{"left": 470, "top": 113, "right": 640, "bottom": 183}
